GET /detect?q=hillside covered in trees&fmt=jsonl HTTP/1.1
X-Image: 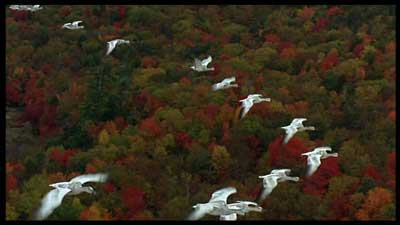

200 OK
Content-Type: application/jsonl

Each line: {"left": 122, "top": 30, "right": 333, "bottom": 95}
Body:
{"left": 5, "top": 5, "right": 396, "bottom": 220}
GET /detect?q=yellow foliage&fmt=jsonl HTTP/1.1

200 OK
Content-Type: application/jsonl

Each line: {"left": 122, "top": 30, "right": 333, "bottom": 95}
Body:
{"left": 98, "top": 129, "right": 110, "bottom": 145}
{"left": 211, "top": 145, "right": 231, "bottom": 172}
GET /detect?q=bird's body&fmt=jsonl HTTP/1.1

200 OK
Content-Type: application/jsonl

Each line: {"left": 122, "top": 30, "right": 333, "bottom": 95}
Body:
{"left": 106, "top": 39, "right": 130, "bottom": 56}
{"left": 281, "top": 118, "right": 315, "bottom": 144}
{"left": 270, "top": 169, "right": 300, "bottom": 182}
{"left": 259, "top": 169, "right": 299, "bottom": 201}
{"left": 36, "top": 173, "right": 108, "bottom": 220}
{"left": 191, "top": 56, "right": 214, "bottom": 72}
{"left": 212, "top": 76, "right": 239, "bottom": 91}
{"left": 239, "top": 94, "right": 271, "bottom": 119}
{"left": 302, "top": 147, "right": 338, "bottom": 176}
{"left": 62, "top": 21, "right": 84, "bottom": 30}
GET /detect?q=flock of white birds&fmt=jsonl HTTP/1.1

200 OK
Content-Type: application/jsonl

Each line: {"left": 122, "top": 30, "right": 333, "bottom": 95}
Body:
{"left": 9, "top": 5, "right": 339, "bottom": 221}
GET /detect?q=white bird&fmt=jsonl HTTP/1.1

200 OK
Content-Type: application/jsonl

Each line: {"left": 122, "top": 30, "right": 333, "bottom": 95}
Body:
{"left": 302, "top": 147, "right": 338, "bottom": 176}
{"left": 190, "top": 56, "right": 214, "bottom": 72}
{"left": 281, "top": 118, "right": 315, "bottom": 144}
{"left": 62, "top": 21, "right": 84, "bottom": 30}
{"left": 239, "top": 94, "right": 271, "bottom": 119}
{"left": 9, "top": 5, "right": 42, "bottom": 11}
{"left": 258, "top": 174, "right": 281, "bottom": 201}
{"left": 35, "top": 173, "right": 108, "bottom": 220}
{"left": 187, "top": 187, "right": 237, "bottom": 220}
{"left": 270, "top": 169, "right": 300, "bottom": 182}
{"left": 212, "top": 76, "right": 239, "bottom": 91}
{"left": 106, "top": 39, "right": 130, "bottom": 56}
{"left": 227, "top": 201, "right": 263, "bottom": 216}
{"left": 219, "top": 213, "right": 237, "bottom": 220}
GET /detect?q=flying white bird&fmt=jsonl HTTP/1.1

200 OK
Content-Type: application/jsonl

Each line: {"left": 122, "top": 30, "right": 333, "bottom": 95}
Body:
{"left": 35, "top": 173, "right": 108, "bottom": 220}
{"left": 258, "top": 169, "right": 299, "bottom": 201}
{"left": 239, "top": 94, "right": 271, "bottom": 119}
{"left": 281, "top": 118, "right": 315, "bottom": 144}
{"left": 187, "top": 187, "right": 236, "bottom": 220}
{"left": 106, "top": 39, "right": 130, "bottom": 56}
{"left": 190, "top": 56, "right": 215, "bottom": 72}
{"left": 302, "top": 147, "right": 338, "bottom": 176}
{"left": 258, "top": 174, "right": 281, "bottom": 201}
{"left": 270, "top": 169, "right": 300, "bottom": 182}
{"left": 62, "top": 21, "right": 84, "bottom": 30}
{"left": 212, "top": 76, "right": 239, "bottom": 91}
{"left": 220, "top": 201, "right": 262, "bottom": 220}
{"left": 9, "top": 5, "right": 42, "bottom": 11}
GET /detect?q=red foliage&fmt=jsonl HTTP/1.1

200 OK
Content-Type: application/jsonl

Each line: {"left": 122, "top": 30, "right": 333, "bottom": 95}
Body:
{"left": 353, "top": 44, "right": 364, "bottom": 58}
{"left": 268, "top": 136, "right": 309, "bottom": 168}
{"left": 362, "top": 166, "right": 382, "bottom": 183}
{"left": 219, "top": 35, "right": 231, "bottom": 45}
{"left": 247, "top": 135, "right": 262, "bottom": 155}
{"left": 254, "top": 74, "right": 265, "bottom": 92}
{"left": 49, "top": 149, "right": 77, "bottom": 167}
{"left": 313, "top": 17, "right": 329, "bottom": 32}
{"left": 104, "top": 182, "right": 116, "bottom": 193}
{"left": 120, "top": 186, "right": 145, "bottom": 216}
{"left": 6, "top": 175, "right": 17, "bottom": 193}
{"left": 219, "top": 54, "right": 232, "bottom": 61}
{"left": 221, "top": 122, "right": 231, "bottom": 143}
{"left": 136, "top": 91, "right": 164, "bottom": 112}
{"left": 114, "top": 116, "right": 128, "bottom": 132}
{"left": 303, "top": 157, "right": 341, "bottom": 196}
{"left": 278, "top": 41, "right": 294, "bottom": 53}
{"left": 327, "top": 6, "right": 344, "bottom": 17}
{"left": 6, "top": 81, "right": 21, "bottom": 104}
{"left": 320, "top": 50, "right": 339, "bottom": 71}
{"left": 11, "top": 10, "right": 29, "bottom": 21}
{"left": 331, "top": 195, "right": 351, "bottom": 219}
{"left": 388, "top": 110, "right": 396, "bottom": 122}
{"left": 264, "top": 34, "right": 281, "bottom": 43}
{"left": 39, "top": 105, "right": 62, "bottom": 138}
{"left": 138, "top": 117, "right": 163, "bottom": 137}
{"left": 113, "top": 21, "right": 122, "bottom": 29}
{"left": 175, "top": 132, "right": 193, "bottom": 149}
{"left": 117, "top": 6, "right": 127, "bottom": 18}
{"left": 179, "top": 77, "right": 191, "bottom": 87}
{"left": 58, "top": 6, "right": 72, "bottom": 18}
{"left": 209, "top": 63, "right": 221, "bottom": 76}
{"left": 141, "top": 57, "right": 158, "bottom": 68}
{"left": 298, "top": 7, "right": 316, "bottom": 20}
{"left": 251, "top": 101, "right": 270, "bottom": 118}
{"left": 200, "top": 33, "right": 216, "bottom": 42}
{"left": 386, "top": 152, "right": 395, "bottom": 176}
{"left": 182, "top": 39, "right": 195, "bottom": 47}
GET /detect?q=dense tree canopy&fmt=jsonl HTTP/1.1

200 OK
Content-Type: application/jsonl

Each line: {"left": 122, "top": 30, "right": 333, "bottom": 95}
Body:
{"left": 6, "top": 5, "right": 396, "bottom": 220}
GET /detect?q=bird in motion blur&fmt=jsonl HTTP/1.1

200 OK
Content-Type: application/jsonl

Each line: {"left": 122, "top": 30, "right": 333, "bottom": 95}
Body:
{"left": 9, "top": 5, "right": 42, "bottom": 12}
{"left": 106, "top": 39, "right": 130, "bottom": 56}
{"left": 187, "top": 187, "right": 262, "bottom": 220}
{"left": 35, "top": 173, "right": 108, "bottom": 220}
{"left": 258, "top": 169, "right": 299, "bottom": 201}
{"left": 281, "top": 118, "right": 315, "bottom": 144}
{"left": 239, "top": 94, "right": 271, "bottom": 119}
{"left": 212, "top": 76, "right": 239, "bottom": 91}
{"left": 301, "top": 146, "right": 338, "bottom": 176}
{"left": 191, "top": 56, "right": 215, "bottom": 72}
{"left": 62, "top": 21, "right": 84, "bottom": 30}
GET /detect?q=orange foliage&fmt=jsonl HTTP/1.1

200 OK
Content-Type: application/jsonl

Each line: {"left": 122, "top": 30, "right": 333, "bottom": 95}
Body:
{"left": 355, "top": 187, "right": 393, "bottom": 220}
{"left": 321, "top": 49, "right": 339, "bottom": 71}
{"left": 138, "top": 117, "right": 163, "bottom": 137}
{"left": 120, "top": 186, "right": 145, "bottom": 217}
{"left": 141, "top": 57, "right": 158, "bottom": 68}
{"left": 280, "top": 47, "right": 296, "bottom": 59}
{"left": 298, "top": 7, "right": 315, "bottom": 20}
{"left": 6, "top": 175, "right": 17, "bottom": 193}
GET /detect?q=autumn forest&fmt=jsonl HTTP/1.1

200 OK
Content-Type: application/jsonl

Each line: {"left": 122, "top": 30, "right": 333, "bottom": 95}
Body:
{"left": 5, "top": 5, "right": 396, "bottom": 220}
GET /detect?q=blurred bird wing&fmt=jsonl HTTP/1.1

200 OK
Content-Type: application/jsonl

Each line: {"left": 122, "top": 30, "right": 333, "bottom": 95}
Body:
{"left": 292, "top": 118, "right": 306, "bottom": 126}
{"left": 106, "top": 41, "right": 117, "bottom": 55}
{"left": 201, "top": 56, "right": 212, "bottom": 66}
{"left": 209, "top": 187, "right": 237, "bottom": 203}
{"left": 70, "top": 173, "right": 108, "bottom": 184}
{"left": 72, "top": 21, "right": 83, "bottom": 26}
{"left": 224, "top": 77, "right": 236, "bottom": 83}
{"left": 36, "top": 188, "right": 71, "bottom": 220}
{"left": 283, "top": 127, "right": 296, "bottom": 144}
{"left": 220, "top": 213, "right": 237, "bottom": 220}
{"left": 187, "top": 204, "right": 213, "bottom": 220}
{"left": 306, "top": 154, "right": 321, "bottom": 176}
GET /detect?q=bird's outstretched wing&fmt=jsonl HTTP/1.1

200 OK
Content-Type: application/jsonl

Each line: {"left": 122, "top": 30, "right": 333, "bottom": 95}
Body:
{"left": 282, "top": 126, "right": 296, "bottom": 144}
{"left": 220, "top": 213, "right": 237, "bottom": 220}
{"left": 224, "top": 77, "right": 236, "bottom": 83}
{"left": 35, "top": 188, "right": 71, "bottom": 220}
{"left": 72, "top": 21, "right": 82, "bottom": 26}
{"left": 194, "top": 58, "right": 202, "bottom": 68}
{"left": 306, "top": 154, "right": 321, "bottom": 177}
{"left": 187, "top": 203, "right": 214, "bottom": 220}
{"left": 259, "top": 175, "right": 279, "bottom": 201}
{"left": 209, "top": 187, "right": 237, "bottom": 203}
{"left": 201, "top": 56, "right": 212, "bottom": 66}
{"left": 106, "top": 41, "right": 116, "bottom": 55}
{"left": 70, "top": 173, "right": 108, "bottom": 184}
{"left": 291, "top": 118, "right": 307, "bottom": 127}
